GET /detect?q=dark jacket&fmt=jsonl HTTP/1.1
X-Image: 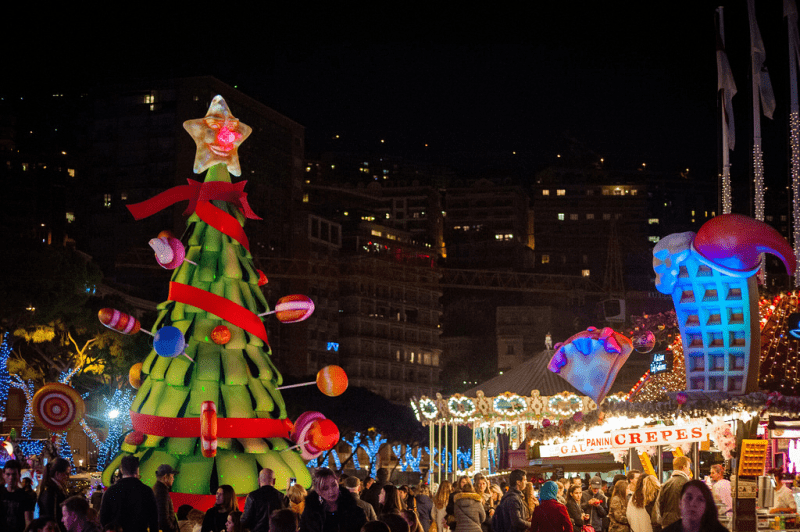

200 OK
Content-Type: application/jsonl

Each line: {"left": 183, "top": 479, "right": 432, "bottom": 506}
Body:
{"left": 657, "top": 472, "right": 689, "bottom": 529}
{"left": 99, "top": 477, "right": 159, "bottom": 532}
{"left": 491, "top": 488, "right": 528, "bottom": 532}
{"left": 362, "top": 481, "right": 388, "bottom": 515}
{"left": 201, "top": 507, "right": 231, "bottom": 532}
{"left": 580, "top": 489, "right": 608, "bottom": 532}
{"left": 529, "top": 499, "right": 572, "bottom": 532}
{"left": 299, "top": 487, "right": 367, "bottom": 532}
{"left": 37, "top": 480, "right": 66, "bottom": 527}
{"left": 565, "top": 499, "right": 583, "bottom": 532}
{"left": 153, "top": 480, "right": 179, "bottom": 532}
{"left": 417, "top": 494, "right": 434, "bottom": 531}
{"left": 661, "top": 518, "right": 728, "bottom": 532}
{"left": 242, "top": 484, "right": 286, "bottom": 532}
{"left": 454, "top": 493, "right": 485, "bottom": 532}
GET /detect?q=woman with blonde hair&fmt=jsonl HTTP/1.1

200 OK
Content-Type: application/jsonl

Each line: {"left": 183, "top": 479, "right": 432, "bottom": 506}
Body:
{"left": 626, "top": 474, "right": 660, "bottom": 532}
{"left": 431, "top": 480, "right": 452, "bottom": 532}
{"left": 522, "top": 482, "right": 538, "bottom": 518}
{"left": 287, "top": 484, "right": 308, "bottom": 516}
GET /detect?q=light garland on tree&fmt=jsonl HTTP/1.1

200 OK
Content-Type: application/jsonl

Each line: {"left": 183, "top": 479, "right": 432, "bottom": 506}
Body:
{"left": 791, "top": 111, "right": 800, "bottom": 287}
{"left": 58, "top": 433, "right": 76, "bottom": 473}
{"left": 361, "top": 433, "right": 387, "bottom": 477}
{"left": 392, "top": 445, "right": 407, "bottom": 471}
{"left": 0, "top": 332, "right": 10, "bottom": 422}
{"left": 456, "top": 448, "right": 472, "bottom": 470}
{"left": 424, "top": 446, "right": 438, "bottom": 468}
{"left": 10, "top": 376, "right": 35, "bottom": 438}
{"left": 341, "top": 432, "right": 362, "bottom": 470}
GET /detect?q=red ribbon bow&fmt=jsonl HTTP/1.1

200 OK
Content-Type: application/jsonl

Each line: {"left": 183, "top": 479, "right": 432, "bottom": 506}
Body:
{"left": 126, "top": 179, "right": 261, "bottom": 221}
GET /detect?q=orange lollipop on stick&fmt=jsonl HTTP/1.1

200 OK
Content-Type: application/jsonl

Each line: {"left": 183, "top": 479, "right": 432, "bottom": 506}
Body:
{"left": 276, "top": 365, "right": 348, "bottom": 396}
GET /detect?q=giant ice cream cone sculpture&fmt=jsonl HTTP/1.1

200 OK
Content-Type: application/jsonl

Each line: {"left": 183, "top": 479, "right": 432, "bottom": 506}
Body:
{"left": 653, "top": 214, "right": 795, "bottom": 394}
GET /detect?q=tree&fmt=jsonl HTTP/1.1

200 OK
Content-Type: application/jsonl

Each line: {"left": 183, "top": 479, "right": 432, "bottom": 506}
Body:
{"left": 102, "top": 96, "right": 312, "bottom": 503}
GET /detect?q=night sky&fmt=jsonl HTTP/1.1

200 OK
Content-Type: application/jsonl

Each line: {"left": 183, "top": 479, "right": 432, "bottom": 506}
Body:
{"left": 8, "top": 2, "right": 800, "bottom": 194}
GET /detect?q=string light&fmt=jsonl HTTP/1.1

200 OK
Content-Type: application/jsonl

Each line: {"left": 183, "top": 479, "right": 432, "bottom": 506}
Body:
{"left": 9, "top": 376, "right": 35, "bottom": 438}
{"left": 721, "top": 168, "right": 732, "bottom": 215}
{"left": 361, "top": 433, "right": 387, "bottom": 477}
{"left": 754, "top": 143, "right": 765, "bottom": 221}
{"left": 791, "top": 111, "right": 800, "bottom": 287}
{"left": 341, "top": 432, "right": 362, "bottom": 470}
{"left": 0, "top": 333, "right": 10, "bottom": 422}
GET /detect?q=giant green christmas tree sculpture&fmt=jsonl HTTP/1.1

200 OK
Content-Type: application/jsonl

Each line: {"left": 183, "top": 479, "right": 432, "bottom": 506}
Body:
{"left": 101, "top": 96, "right": 331, "bottom": 509}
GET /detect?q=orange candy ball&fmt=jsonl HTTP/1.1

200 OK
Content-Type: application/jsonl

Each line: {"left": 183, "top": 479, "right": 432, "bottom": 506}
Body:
{"left": 210, "top": 325, "right": 231, "bottom": 345}
{"left": 316, "top": 365, "right": 348, "bottom": 397}
{"left": 307, "top": 419, "right": 339, "bottom": 451}
{"left": 129, "top": 363, "right": 143, "bottom": 389}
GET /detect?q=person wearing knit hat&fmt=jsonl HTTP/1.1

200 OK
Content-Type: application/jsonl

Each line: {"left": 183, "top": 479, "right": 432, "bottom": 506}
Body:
{"left": 529, "top": 482, "right": 571, "bottom": 532}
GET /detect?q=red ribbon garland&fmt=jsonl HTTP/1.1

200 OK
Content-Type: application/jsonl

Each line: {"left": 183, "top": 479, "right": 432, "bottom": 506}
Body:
{"left": 168, "top": 282, "right": 268, "bottom": 344}
{"left": 127, "top": 179, "right": 261, "bottom": 220}
{"left": 126, "top": 180, "right": 259, "bottom": 250}
{"left": 130, "top": 410, "right": 292, "bottom": 438}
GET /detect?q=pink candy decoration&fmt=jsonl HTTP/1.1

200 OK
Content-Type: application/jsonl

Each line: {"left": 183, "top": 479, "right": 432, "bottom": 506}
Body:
{"left": 676, "top": 392, "right": 687, "bottom": 405}
{"left": 542, "top": 419, "right": 551, "bottom": 428}
{"left": 149, "top": 236, "right": 186, "bottom": 270}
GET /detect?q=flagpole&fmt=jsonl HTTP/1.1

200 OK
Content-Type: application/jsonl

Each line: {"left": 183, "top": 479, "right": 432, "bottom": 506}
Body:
{"left": 717, "top": 6, "right": 733, "bottom": 214}
{"left": 787, "top": 0, "right": 800, "bottom": 285}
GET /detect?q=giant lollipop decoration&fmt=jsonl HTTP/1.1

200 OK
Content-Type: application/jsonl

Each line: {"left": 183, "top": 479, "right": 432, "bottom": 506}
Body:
{"left": 287, "top": 411, "right": 340, "bottom": 460}
{"left": 32, "top": 383, "right": 86, "bottom": 433}
{"left": 149, "top": 232, "right": 197, "bottom": 270}
{"left": 277, "top": 365, "right": 348, "bottom": 397}
{"left": 258, "top": 295, "right": 315, "bottom": 323}
{"left": 98, "top": 309, "right": 194, "bottom": 363}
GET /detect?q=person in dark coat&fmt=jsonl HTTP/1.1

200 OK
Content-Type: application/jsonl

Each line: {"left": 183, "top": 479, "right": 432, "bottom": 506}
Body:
{"left": 529, "top": 481, "right": 571, "bottom": 532}
{"left": 363, "top": 469, "right": 390, "bottom": 515}
{"left": 299, "top": 468, "right": 367, "bottom": 532}
{"left": 414, "top": 484, "right": 434, "bottom": 532}
{"left": 99, "top": 455, "right": 159, "bottom": 532}
{"left": 153, "top": 464, "right": 180, "bottom": 532}
{"left": 580, "top": 477, "right": 607, "bottom": 532}
{"left": 201, "top": 485, "right": 236, "bottom": 532}
{"left": 241, "top": 468, "right": 285, "bottom": 532}
{"left": 660, "top": 480, "right": 727, "bottom": 532}
{"left": 565, "top": 486, "right": 588, "bottom": 532}
{"left": 491, "top": 470, "right": 529, "bottom": 532}
{"left": 38, "top": 458, "right": 70, "bottom": 530}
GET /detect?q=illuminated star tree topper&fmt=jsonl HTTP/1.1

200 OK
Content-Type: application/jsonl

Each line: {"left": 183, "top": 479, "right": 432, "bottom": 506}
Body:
{"left": 183, "top": 95, "right": 252, "bottom": 176}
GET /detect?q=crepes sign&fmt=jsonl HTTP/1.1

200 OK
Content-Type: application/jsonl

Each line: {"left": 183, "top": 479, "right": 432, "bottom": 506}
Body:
{"left": 538, "top": 424, "right": 708, "bottom": 458}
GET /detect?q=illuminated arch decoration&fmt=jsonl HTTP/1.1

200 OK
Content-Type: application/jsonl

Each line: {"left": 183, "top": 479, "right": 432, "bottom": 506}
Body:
{"left": 419, "top": 397, "right": 438, "bottom": 419}
{"left": 447, "top": 395, "right": 476, "bottom": 418}
{"left": 492, "top": 393, "right": 527, "bottom": 416}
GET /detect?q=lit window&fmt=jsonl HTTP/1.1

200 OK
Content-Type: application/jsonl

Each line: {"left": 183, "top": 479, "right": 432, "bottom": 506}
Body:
{"left": 649, "top": 236, "right": 661, "bottom": 243}
{"left": 603, "top": 214, "right": 611, "bottom": 220}
{"left": 386, "top": 234, "right": 396, "bottom": 240}
{"left": 615, "top": 213, "right": 622, "bottom": 219}
{"left": 65, "top": 212, "right": 75, "bottom": 223}
{"left": 306, "top": 166, "right": 311, "bottom": 172}
{"left": 120, "top": 192, "right": 128, "bottom": 201}
{"left": 67, "top": 169, "right": 75, "bottom": 177}
{"left": 648, "top": 218, "right": 659, "bottom": 224}
{"left": 302, "top": 193, "right": 309, "bottom": 203}
{"left": 542, "top": 255, "right": 550, "bottom": 264}
{"left": 371, "top": 230, "right": 382, "bottom": 237}
{"left": 557, "top": 189, "right": 566, "bottom": 196}
{"left": 558, "top": 213, "right": 565, "bottom": 221}
{"left": 542, "top": 190, "right": 550, "bottom": 196}
{"left": 385, "top": 213, "right": 390, "bottom": 219}
{"left": 781, "top": 215, "right": 788, "bottom": 221}
{"left": 766, "top": 216, "right": 774, "bottom": 222}
{"left": 144, "top": 95, "right": 154, "bottom": 104}
{"left": 103, "top": 194, "right": 112, "bottom": 208}
{"left": 569, "top": 214, "right": 578, "bottom": 220}
{"left": 586, "top": 213, "right": 594, "bottom": 220}
{"left": 582, "top": 269, "right": 590, "bottom": 277}
{"left": 631, "top": 189, "right": 638, "bottom": 195}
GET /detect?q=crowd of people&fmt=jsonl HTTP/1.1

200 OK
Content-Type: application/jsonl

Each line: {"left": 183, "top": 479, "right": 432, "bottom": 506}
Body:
{"left": 3, "top": 454, "right": 799, "bottom": 532}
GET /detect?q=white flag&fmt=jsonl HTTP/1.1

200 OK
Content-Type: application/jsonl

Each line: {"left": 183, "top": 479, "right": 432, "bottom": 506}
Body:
{"left": 749, "top": 0, "right": 776, "bottom": 119}
{"left": 717, "top": 7, "right": 737, "bottom": 150}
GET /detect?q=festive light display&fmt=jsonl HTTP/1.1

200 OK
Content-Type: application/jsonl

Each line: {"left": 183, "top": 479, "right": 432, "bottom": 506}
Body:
{"left": 10, "top": 376, "right": 35, "bottom": 438}
{"left": 340, "top": 432, "right": 362, "bottom": 470}
{"left": 103, "top": 97, "right": 323, "bottom": 499}
{"left": 362, "top": 433, "right": 387, "bottom": 477}
{"left": 80, "top": 389, "right": 135, "bottom": 469}
{"left": 654, "top": 215, "right": 795, "bottom": 395}
{"left": 792, "top": 112, "right": 800, "bottom": 287}
{"left": 0, "top": 333, "right": 11, "bottom": 422}
{"left": 456, "top": 448, "right": 472, "bottom": 470}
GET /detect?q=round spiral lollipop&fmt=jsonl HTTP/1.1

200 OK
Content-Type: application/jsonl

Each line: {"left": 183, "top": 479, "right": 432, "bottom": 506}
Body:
{"left": 32, "top": 383, "right": 86, "bottom": 433}
{"left": 149, "top": 234, "right": 197, "bottom": 270}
